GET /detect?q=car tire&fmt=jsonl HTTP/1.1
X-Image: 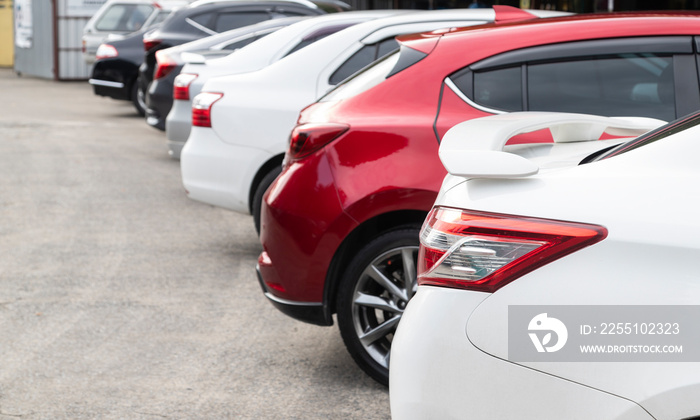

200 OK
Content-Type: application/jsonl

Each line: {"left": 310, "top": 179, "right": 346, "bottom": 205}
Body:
{"left": 131, "top": 81, "right": 146, "bottom": 117}
{"left": 336, "top": 227, "right": 420, "bottom": 386}
{"left": 253, "top": 165, "right": 282, "bottom": 236}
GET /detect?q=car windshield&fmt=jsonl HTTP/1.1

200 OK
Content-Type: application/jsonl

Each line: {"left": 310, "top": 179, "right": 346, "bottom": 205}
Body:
{"left": 591, "top": 111, "right": 700, "bottom": 162}
{"left": 320, "top": 51, "right": 399, "bottom": 102}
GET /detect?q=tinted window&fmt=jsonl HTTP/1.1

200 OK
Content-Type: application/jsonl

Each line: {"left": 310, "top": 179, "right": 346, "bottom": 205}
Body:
{"left": 377, "top": 38, "right": 399, "bottom": 58}
{"left": 473, "top": 66, "right": 522, "bottom": 111}
{"left": 95, "top": 4, "right": 153, "bottom": 32}
{"left": 528, "top": 54, "right": 675, "bottom": 120}
{"left": 189, "top": 12, "right": 214, "bottom": 29}
{"left": 215, "top": 12, "right": 269, "bottom": 32}
{"left": 329, "top": 39, "right": 399, "bottom": 86}
{"left": 451, "top": 53, "right": 676, "bottom": 120}
{"left": 222, "top": 35, "right": 260, "bottom": 51}
{"left": 322, "top": 51, "right": 399, "bottom": 102}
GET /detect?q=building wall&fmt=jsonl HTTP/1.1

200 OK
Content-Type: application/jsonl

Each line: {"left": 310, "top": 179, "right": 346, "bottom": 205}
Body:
{"left": 14, "top": 0, "right": 55, "bottom": 79}
{"left": 0, "top": 0, "right": 13, "bottom": 67}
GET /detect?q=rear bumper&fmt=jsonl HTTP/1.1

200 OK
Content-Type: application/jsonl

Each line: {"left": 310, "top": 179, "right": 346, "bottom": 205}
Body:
{"left": 165, "top": 99, "right": 192, "bottom": 159}
{"left": 256, "top": 257, "right": 330, "bottom": 326}
{"left": 90, "top": 79, "right": 129, "bottom": 100}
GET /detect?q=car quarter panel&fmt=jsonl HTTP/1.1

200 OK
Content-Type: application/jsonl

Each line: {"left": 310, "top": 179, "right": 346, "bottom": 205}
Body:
{"left": 261, "top": 151, "right": 358, "bottom": 303}
{"left": 391, "top": 287, "right": 654, "bottom": 420}
{"left": 436, "top": 130, "right": 700, "bottom": 420}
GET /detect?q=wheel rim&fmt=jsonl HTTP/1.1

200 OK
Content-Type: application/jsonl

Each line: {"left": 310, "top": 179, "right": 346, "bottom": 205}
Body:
{"left": 351, "top": 245, "right": 418, "bottom": 370}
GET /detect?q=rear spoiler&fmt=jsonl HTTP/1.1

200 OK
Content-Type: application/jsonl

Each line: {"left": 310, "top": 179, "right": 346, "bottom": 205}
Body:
{"left": 439, "top": 112, "right": 666, "bottom": 179}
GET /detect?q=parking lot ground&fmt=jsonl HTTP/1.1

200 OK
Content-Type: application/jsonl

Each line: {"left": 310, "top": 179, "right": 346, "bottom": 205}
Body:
{"left": 0, "top": 69, "right": 389, "bottom": 419}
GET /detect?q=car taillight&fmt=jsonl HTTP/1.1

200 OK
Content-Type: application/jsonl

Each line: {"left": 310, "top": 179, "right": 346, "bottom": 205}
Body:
{"left": 95, "top": 44, "right": 118, "bottom": 59}
{"left": 154, "top": 50, "right": 177, "bottom": 80}
{"left": 173, "top": 73, "right": 198, "bottom": 100}
{"left": 143, "top": 38, "right": 161, "bottom": 52}
{"left": 287, "top": 123, "right": 349, "bottom": 160}
{"left": 192, "top": 92, "right": 223, "bottom": 128}
{"left": 418, "top": 207, "right": 607, "bottom": 293}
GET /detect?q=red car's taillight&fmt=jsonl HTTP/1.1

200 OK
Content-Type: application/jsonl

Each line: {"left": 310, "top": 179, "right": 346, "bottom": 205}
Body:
{"left": 192, "top": 92, "right": 223, "bottom": 128}
{"left": 143, "top": 38, "right": 161, "bottom": 52}
{"left": 154, "top": 50, "right": 177, "bottom": 80}
{"left": 95, "top": 44, "right": 118, "bottom": 60}
{"left": 287, "top": 123, "right": 349, "bottom": 160}
{"left": 173, "top": 73, "right": 198, "bottom": 100}
{"left": 418, "top": 207, "right": 607, "bottom": 293}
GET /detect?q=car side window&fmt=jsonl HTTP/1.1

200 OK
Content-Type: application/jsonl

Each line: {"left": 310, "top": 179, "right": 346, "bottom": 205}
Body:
{"left": 473, "top": 66, "right": 522, "bottom": 111}
{"left": 528, "top": 54, "right": 675, "bottom": 120}
{"left": 95, "top": 4, "right": 154, "bottom": 32}
{"left": 187, "top": 12, "right": 215, "bottom": 34}
{"left": 214, "top": 12, "right": 270, "bottom": 32}
{"left": 329, "top": 38, "right": 400, "bottom": 86}
{"left": 450, "top": 53, "right": 676, "bottom": 120}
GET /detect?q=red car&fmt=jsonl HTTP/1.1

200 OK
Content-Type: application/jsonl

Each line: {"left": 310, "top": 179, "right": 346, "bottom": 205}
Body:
{"left": 258, "top": 9, "right": 700, "bottom": 385}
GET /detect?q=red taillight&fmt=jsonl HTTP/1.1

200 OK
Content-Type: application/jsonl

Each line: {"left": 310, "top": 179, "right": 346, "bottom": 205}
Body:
{"left": 192, "top": 92, "right": 223, "bottom": 128}
{"left": 143, "top": 38, "right": 161, "bottom": 52}
{"left": 287, "top": 123, "right": 349, "bottom": 160}
{"left": 95, "top": 44, "right": 118, "bottom": 60}
{"left": 418, "top": 207, "right": 607, "bottom": 293}
{"left": 154, "top": 50, "right": 177, "bottom": 80}
{"left": 173, "top": 73, "right": 198, "bottom": 100}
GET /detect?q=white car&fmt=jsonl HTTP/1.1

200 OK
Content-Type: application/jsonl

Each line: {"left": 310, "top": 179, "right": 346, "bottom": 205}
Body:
{"left": 82, "top": 0, "right": 187, "bottom": 64}
{"left": 390, "top": 111, "right": 700, "bottom": 420}
{"left": 166, "top": 10, "right": 403, "bottom": 158}
{"left": 181, "top": 8, "right": 566, "bottom": 233}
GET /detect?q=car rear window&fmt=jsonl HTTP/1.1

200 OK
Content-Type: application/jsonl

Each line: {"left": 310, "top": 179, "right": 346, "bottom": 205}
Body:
{"left": 95, "top": 4, "right": 154, "bottom": 32}
{"left": 593, "top": 111, "right": 700, "bottom": 161}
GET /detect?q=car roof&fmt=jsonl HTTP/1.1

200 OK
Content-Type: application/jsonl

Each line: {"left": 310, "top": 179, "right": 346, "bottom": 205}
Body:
{"left": 395, "top": 11, "right": 700, "bottom": 71}
{"left": 188, "top": 0, "right": 350, "bottom": 11}
{"left": 401, "top": 10, "right": 700, "bottom": 45}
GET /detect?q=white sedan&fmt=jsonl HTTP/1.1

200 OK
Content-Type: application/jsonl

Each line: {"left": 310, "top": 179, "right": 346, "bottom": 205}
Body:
{"left": 165, "top": 10, "right": 403, "bottom": 158}
{"left": 180, "top": 9, "right": 571, "bottom": 233}
{"left": 390, "top": 112, "right": 700, "bottom": 420}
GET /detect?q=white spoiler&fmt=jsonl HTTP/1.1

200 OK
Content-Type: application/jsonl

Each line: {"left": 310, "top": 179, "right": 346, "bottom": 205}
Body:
{"left": 439, "top": 112, "right": 666, "bottom": 179}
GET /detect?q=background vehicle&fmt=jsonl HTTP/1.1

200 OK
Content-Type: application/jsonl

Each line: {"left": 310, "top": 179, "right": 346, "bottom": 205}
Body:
{"left": 138, "top": 0, "right": 349, "bottom": 117}
{"left": 166, "top": 10, "right": 403, "bottom": 156}
{"left": 82, "top": 0, "right": 187, "bottom": 64}
{"left": 391, "top": 111, "right": 700, "bottom": 420}
{"left": 257, "top": 10, "right": 700, "bottom": 385}
{"left": 180, "top": 7, "right": 544, "bottom": 233}
{"left": 145, "top": 16, "right": 308, "bottom": 129}
{"left": 89, "top": 24, "right": 162, "bottom": 115}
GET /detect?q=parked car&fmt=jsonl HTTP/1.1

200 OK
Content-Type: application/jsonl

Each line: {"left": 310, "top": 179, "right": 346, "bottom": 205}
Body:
{"left": 390, "top": 110, "right": 700, "bottom": 420}
{"left": 89, "top": 24, "right": 162, "bottom": 115}
{"left": 82, "top": 0, "right": 187, "bottom": 64}
{"left": 257, "top": 10, "right": 700, "bottom": 385}
{"left": 180, "top": 7, "right": 559, "bottom": 232}
{"left": 166, "top": 10, "right": 405, "bottom": 154}
{"left": 145, "top": 16, "right": 308, "bottom": 129}
{"left": 139, "top": 0, "right": 350, "bottom": 123}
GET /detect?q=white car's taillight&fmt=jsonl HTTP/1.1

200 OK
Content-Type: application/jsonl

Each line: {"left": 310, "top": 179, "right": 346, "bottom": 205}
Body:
{"left": 173, "top": 73, "right": 197, "bottom": 100}
{"left": 418, "top": 207, "right": 607, "bottom": 292}
{"left": 95, "top": 44, "right": 118, "bottom": 60}
{"left": 192, "top": 92, "right": 223, "bottom": 128}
